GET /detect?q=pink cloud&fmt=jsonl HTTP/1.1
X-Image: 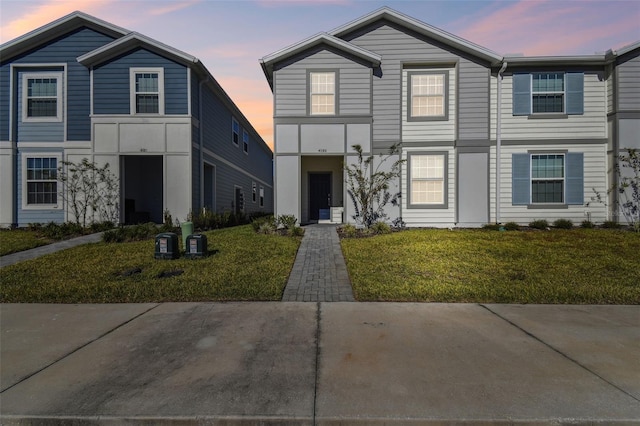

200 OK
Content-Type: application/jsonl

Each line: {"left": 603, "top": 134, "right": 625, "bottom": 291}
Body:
{"left": 149, "top": 0, "right": 202, "bottom": 16}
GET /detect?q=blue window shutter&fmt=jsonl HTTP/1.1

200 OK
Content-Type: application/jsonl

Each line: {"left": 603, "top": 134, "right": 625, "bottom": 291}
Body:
{"left": 565, "top": 152, "right": 584, "bottom": 205}
{"left": 566, "top": 72, "right": 584, "bottom": 115}
{"left": 512, "top": 74, "right": 531, "bottom": 116}
{"left": 512, "top": 154, "right": 530, "bottom": 205}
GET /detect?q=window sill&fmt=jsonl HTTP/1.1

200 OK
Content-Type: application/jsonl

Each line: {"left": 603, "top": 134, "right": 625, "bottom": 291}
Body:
{"left": 527, "top": 114, "right": 568, "bottom": 120}
{"left": 407, "top": 204, "right": 448, "bottom": 210}
{"left": 527, "top": 204, "right": 569, "bottom": 209}
{"left": 407, "top": 116, "right": 448, "bottom": 122}
{"left": 22, "top": 204, "right": 59, "bottom": 210}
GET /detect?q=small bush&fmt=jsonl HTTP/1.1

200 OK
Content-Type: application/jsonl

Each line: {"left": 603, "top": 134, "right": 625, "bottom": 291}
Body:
{"left": 340, "top": 223, "right": 358, "bottom": 238}
{"left": 251, "top": 215, "right": 276, "bottom": 233}
{"left": 277, "top": 214, "right": 298, "bottom": 230}
{"left": 602, "top": 220, "right": 622, "bottom": 229}
{"left": 102, "top": 223, "right": 159, "bottom": 243}
{"left": 289, "top": 226, "right": 305, "bottom": 237}
{"left": 581, "top": 220, "right": 595, "bottom": 229}
{"left": 529, "top": 219, "right": 549, "bottom": 230}
{"left": 371, "top": 221, "right": 391, "bottom": 234}
{"left": 504, "top": 222, "right": 520, "bottom": 231}
{"left": 482, "top": 223, "right": 501, "bottom": 231}
{"left": 553, "top": 219, "right": 573, "bottom": 229}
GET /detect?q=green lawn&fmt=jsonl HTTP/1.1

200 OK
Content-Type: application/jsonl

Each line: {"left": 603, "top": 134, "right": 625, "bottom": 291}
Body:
{"left": 0, "top": 229, "right": 52, "bottom": 256}
{"left": 0, "top": 225, "right": 301, "bottom": 303}
{"left": 341, "top": 229, "right": 640, "bottom": 304}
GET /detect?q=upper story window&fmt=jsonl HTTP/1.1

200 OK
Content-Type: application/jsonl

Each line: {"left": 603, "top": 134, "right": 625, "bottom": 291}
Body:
{"left": 408, "top": 71, "right": 448, "bottom": 121}
{"left": 532, "top": 73, "right": 564, "bottom": 113}
{"left": 232, "top": 118, "right": 239, "bottom": 146}
{"left": 310, "top": 71, "right": 335, "bottom": 115}
{"left": 130, "top": 68, "right": 164, "bottom": 114}
{"left": 513, "top": 72, "right": 583, "bottom": 116}
{"left": 243, "top": 129, "right": 249, "bottom": 154}
{"left": 22, "top": 73, "right": 63, "bottom": 122}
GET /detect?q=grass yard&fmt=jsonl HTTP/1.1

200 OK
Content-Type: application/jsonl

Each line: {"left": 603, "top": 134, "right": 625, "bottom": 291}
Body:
{"left": 0, "top": 229, "right": 52, "bottom": 256}
{"left": 0, "top": 225, "right": 301, "bottom": 303}
{"left": 341, "top": 229, "right": 640, "bottom": 304}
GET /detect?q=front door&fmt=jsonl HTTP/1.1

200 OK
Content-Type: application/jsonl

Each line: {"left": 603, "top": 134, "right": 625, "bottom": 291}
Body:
{"left": 309, "top": 173, "right": 331, "bottom": 221}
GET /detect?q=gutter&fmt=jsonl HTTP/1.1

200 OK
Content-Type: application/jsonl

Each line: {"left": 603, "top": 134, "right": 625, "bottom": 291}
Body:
{"left": 496, "top": 61, "right": 507, "bottom": 224}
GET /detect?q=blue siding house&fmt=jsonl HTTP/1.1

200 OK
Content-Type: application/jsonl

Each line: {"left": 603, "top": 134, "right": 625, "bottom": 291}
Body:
{"left": 0, "top": 11, "right": 273, "bottom": 227}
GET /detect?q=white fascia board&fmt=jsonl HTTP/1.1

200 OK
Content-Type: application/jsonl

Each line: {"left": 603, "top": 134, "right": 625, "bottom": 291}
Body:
{"left": 78, "top": 32, "right": 198, "bottom": 67}
{"left": 0, "top": 11, "right": 129, "bottom": 61}
{"left": 328, "top": 7, "right": 503, "bottom": 65}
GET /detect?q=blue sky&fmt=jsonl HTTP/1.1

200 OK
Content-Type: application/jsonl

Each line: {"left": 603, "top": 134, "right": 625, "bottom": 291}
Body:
{"left": 2, "top": 0, "right": 639, "bottom": 147}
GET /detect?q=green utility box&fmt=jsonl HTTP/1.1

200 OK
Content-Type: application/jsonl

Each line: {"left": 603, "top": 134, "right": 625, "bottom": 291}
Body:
{"left": 185, "top": 234, "right": 208, "bottom": 259}
{"left": 155, "top": 233, "right": 179, "bottom": 260}
{"left": 181, "top": 222, "right": 193, "bottom": 252}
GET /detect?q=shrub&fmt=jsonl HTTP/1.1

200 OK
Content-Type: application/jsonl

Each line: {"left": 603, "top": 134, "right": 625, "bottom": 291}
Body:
{"left": 340, "top": 223, "right": 358, "bottom": 238}
{"left": 482, "top": 223, "right": 501, "bottom": 231}
{"left": 602, "top": 220, "right": 622, "bottom": 229}
{"left": 289, "top": 226, "right": 305, "bottom": 237}
{"left": 277, "top": 214, "right": 298, "bottom": 230}
{"left": 371, "top": 221, "right": 391, "bottom": 234}
{"left": 504, "top": 222, "right": 520, "bottom": 231}
{"left": 252, "top": 216, "right": 277, "bottom": 234}
{"left": 581, "top": 220, "right": 595, "bottom": 229}
{"left": 553, "top": 219, "right": 573, "bottom": 229}
{"left": 102, "top": 223, "right": 159, "bottom": 243}
{"left": 529, "top": 219, "right": 549, "bottom": 230}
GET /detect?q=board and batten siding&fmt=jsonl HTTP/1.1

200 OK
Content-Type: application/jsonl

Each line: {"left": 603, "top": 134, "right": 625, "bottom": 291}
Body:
{"left": 93, "top": 48, "right": 188, "bottom": 115}
{"left": 401, "top": 146, "right": 456, "bottom": 227}
{"left": 487, "top": 143, "right": 608, "bottom": 224}
{"left": 342, "top": 21, "right": 491, "bottom": 149}
{"left": 617, "top": 51, "right": 640, "bottom": 111}
{"left": 402, "top": 67, "right": 456, "bottom": 142}
{"left": 490, "top": 71, "right": 607, "bottom": 140}
{"left": 273, "top": 47, "right": 372, "bottom": 117}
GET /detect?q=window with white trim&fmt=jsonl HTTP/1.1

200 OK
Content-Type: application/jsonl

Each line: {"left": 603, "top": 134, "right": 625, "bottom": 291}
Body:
{"left": 22, "top": 73, "right": 63, "bottom": 122}
{"left": 532, "top": 72, "right": 564, "bottom": 114}
{"left": 259, "top": 186, "right": 264, "bottom": 208}
{"left": 232, "top": 118, "right": 239, "bottom": 146}
{"left": 310, "top": 72, "right": 335, "bottom": 115}
{"left": 409, "top": 72, "right": 446, "bottom": 119}
{"left": 531, "top": 154, "right": 564, "bottom": 203}
{"left": 409, "top": 153, "right": 446, "bottom": 207}
{"left": 243, "top": 129, "right": 249, "bottom": 154}
{"left": 24, "top": 156, "right": 59, "bottom": 207}
{"left": 130, "top": 68, "right": 164, "bottom": 114}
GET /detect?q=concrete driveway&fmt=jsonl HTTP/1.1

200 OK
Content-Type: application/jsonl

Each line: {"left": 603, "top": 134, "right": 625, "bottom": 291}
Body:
{"left": 1, "top": 303, "right": 638, "bottom": 425}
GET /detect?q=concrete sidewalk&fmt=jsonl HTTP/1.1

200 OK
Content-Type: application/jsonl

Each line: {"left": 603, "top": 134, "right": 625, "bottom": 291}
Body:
{"left": 0, "top": 232, "right": 104, "bottom": 268}
{"left": 1, "top": 303, "right": 639, "bottom": 425}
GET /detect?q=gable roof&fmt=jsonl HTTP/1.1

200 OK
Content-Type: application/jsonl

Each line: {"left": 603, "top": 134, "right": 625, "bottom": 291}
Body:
{"left": 78, "top": 32, "right": 198, "bottom": 67}
{"left": 329, "top": 7, "right": 503, "bottom": 65}
{"left": 260, "top": 33, "right": 381, "bottom": 89}
{"left": 0, "top": 11, "right": 129, "bottom": 61}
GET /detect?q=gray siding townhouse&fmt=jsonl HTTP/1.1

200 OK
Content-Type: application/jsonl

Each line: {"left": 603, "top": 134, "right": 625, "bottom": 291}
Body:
{"left": 0, "top": 11, "right": 273, "bottom": 228}
{"left": 261, "top": 7, "right": 639, "bottom": 227}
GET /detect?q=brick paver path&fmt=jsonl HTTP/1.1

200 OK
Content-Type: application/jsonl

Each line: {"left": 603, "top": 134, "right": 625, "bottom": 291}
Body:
{"left": 282, "top": 225, "right": 355, "bottom": 302}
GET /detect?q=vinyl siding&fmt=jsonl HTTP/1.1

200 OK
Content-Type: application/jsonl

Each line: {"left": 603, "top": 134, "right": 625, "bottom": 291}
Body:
{"left": 342, "top": 20, "right": 491, "bottom": 149}
{"left": 16, "top": 70, "right": 64, "bottom": 142}
{"left": 488, "top": 143, "right": 608, "bottom": 224}
{"left": 458, "top": 62, "right": 490, "bottom": 140}
{"left": 491, "top": 71, "right": 606, "bottom": 140}
{"left": 3, "top": 27, "right": 115, "bottom": 142}
{"left": 93, "top": 48, "right": 188, "bottom": 115}
{"left": 617, "top": 51, "right": 640, "bottom": 111}
{"left": 273, "top": 46, "right": 372, "bottom": 117}
{"left": 401, "top": 146, "right": 456, "bottom": 227}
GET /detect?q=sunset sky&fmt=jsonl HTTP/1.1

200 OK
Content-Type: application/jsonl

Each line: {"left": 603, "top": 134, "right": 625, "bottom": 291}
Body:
{"left": 2, "top": 0, "right": 639, "bottom": 149}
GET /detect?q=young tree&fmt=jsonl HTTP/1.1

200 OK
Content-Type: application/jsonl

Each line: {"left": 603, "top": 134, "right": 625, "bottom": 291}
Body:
{"left": 588, "top": 147, "right": 639, "bottom": 232}
{"left": 344, "top": 143, "right": 405, "bottom": 228}
{"left": 58, "top": 159, "right": 119, "bottom": 227}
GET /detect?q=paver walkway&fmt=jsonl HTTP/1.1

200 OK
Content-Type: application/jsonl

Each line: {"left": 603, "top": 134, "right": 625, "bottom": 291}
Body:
{"left": 282, "top": 224, "right": 355, "bottom": 302}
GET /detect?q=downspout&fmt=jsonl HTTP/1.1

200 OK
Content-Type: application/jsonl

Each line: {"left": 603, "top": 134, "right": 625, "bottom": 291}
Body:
{"left": 496, "top": 61, "right": 507, "bottom": 224}
{"left": 199, "top": 75, "right": 209, "bottom": 210}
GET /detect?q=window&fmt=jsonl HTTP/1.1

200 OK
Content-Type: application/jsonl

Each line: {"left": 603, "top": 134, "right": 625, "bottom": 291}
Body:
{"left": 532, "top": 73, "right": 564, "bottom": 113}
{"left": 310, "top": 72, "right": 335, "bottom": 115}
{"left": 252, "top": 181, "right": 257, "bottom": 203}
{"left": 259, "top": 186, "right": 264, "bottom": 208}
{"left": 408, "top": 153, "right": 447, "bottom": 208}
{"left": 25, "top": 156, "right": 58, "bottom": 206}
{"left": 531, "top": 154, "right": 564, "bottom": 203}
{"left": 243, "top": 130, "right": 249, "bottom": 154}
{"left": 130, "top": 68, "right": 164, "bottom": 114}
{"left": 22, "top": 73, "right": 62, "bottom": 122}
{"left": 513, "top": 72, "right": 584, "bottom": 116}
{"left": 409, "top": 72, "right": 446, "bottom": 119}
{"left": 232, "top": 118, "right": 239, "bottom": 146}
{"left": 512, "top": 152, "right": 584, "bottom": 206}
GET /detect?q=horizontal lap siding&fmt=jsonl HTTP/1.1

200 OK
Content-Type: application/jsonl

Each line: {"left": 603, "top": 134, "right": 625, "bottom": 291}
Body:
{"left": 488, "top": 143, "right": 608, "bottom": 224}
{"left": 16, "top": 73, "right": 64, "bottom": 142}
{"left": 492, "top": 72, "right": 606, "bottom": 140}
{"left": 617, "top": 52, "right": 640, "bottom": 111}
{"left": 274, "top": 48, "right": 371, "bottom": 117}
{"left": 459, "top": 62, "right": 489, "bottom": 140}
{"left": 0, "top": 65, "right": 11, "bottom": 140}
{"left": 93, "top": 48, "right": 188, "bottom": 115}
